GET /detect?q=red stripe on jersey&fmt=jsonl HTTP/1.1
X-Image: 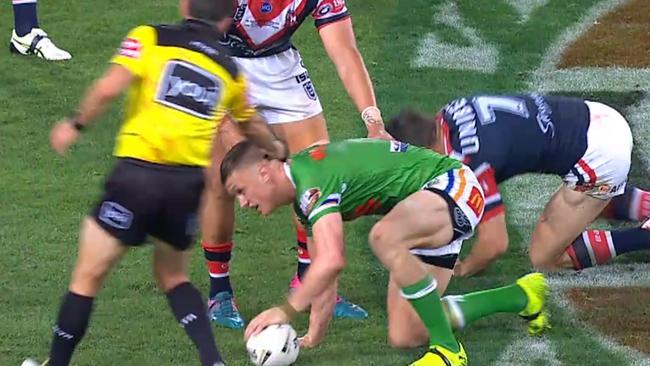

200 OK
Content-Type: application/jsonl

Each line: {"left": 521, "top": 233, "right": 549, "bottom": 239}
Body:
{"left": 586, "top": 230, "right": 613, "bottom": 264}
{"left": 578, "top": 159, "right": 597, "bottom": 184}
{"left": 437, "top": 112, "right": 452, "bottom": 155}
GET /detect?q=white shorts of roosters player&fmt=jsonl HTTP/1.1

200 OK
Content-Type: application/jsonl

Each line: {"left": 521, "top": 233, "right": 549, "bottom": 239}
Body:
{"left": 562, "top": 101, "right": 633, "bottom": 200}
{"left": 224, "top": 0, "right": 349, "bottom": 124}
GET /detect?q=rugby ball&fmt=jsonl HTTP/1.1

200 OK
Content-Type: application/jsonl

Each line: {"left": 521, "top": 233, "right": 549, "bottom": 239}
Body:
{"left": 246, "top": 324, "right": 300, "bottom": 366}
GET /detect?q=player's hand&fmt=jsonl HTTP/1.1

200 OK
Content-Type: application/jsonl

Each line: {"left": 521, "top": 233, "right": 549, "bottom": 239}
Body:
{"left": 366, "top": 124, "right": 393, "bottom": 141}
{"left": 269, "top": 139, "right": 289, "bottom": 161}
{"left": 244, "top": 307, "right": 290, "bottom": 341}
{"left": 50, "top": 119, "right": 80, "bottom": 155}
{"left": 298, "top": 334, "right": 321, "bottom": 348}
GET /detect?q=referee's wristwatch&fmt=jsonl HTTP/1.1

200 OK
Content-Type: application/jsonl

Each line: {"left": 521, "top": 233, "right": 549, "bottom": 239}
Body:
{"left": 69, "top": 117, "right": 85, "bottom": 132}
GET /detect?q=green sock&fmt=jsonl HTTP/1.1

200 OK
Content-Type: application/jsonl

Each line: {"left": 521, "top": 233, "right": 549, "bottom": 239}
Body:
{"left": 452, "top": 282, "right": 528, "bottom": 327}
{"left": 401, "top": 274, "right": 459, "bottom": 352}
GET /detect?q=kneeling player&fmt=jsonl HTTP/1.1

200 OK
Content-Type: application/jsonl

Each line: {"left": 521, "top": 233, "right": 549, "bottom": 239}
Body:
{"left": 387, "top": 94, "right": 650, "bottom": 277}
{"left": 222, "top": 139, "right": 548, "bottom": 366}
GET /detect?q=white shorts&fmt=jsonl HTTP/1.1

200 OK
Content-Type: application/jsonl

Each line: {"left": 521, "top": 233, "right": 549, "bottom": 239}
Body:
{"left": 233, "top": 48, "right": 323, "bottom": 124}
{"left": 411, "top": 165, "right": 485, "bottom": 258}
{"left": 562, "top": 101, "right": 633, "bottom": 199}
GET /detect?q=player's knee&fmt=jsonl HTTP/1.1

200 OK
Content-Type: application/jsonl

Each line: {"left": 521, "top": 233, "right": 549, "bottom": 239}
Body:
{"left": 70, "top": 266, "right": 108, "bottom": 296}
{"left": 368, "top": 222, "right": 394, "bottom": 252}
{"left": 155, "top": 270, "right": 189, "bottom": 292}
{"left": 368, "top": 224, "right": 392, "bottom": 263}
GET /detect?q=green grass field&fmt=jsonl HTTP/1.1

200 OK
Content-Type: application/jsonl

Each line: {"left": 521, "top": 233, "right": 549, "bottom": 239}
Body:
{"left": 1, "top": 0, "right": 649, "bottom": 365}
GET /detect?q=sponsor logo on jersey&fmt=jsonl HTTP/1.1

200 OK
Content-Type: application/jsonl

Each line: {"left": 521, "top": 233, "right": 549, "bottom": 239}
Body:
{"left": 453, "top": 206, "right": 471, "bottom": 229}
{"left": 300, "top": 188, "right": 321, "bottom": 215}
{"left": 155, "top": 60, "right": 222, "bottom": 119}
{"left": 309, "top": 145, "right": 327, "bottom": 160}
{"left": 466, "top": 186, "right": 485, "bottom": 217}
{"left": 118, "top": 37, "right": 142, "bottom": 59}
{"left": 260, "top": 0, "right": 272, "bottom": 13}
{"left": 315, "top": 0, "right": 346, "bottom": 17}
{"left": 444, "top": 97, "right": 480, "bottom": 156}
{"left": 98, "top": 201, "right": 133, "bottom": 230}
{"left": 353, "top": 198, "right": 381, "bottom": 218}
{"left": 390, "top": 141, "right": 409, "bottom": 152}
{"left": 530, "top": 93, "right": 555, "bottom": 137}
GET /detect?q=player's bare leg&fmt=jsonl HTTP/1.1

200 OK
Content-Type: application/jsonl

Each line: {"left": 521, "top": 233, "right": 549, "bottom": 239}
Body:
{"left": 49, "top": 218, "right": 127, "bottom": 366}
{"left": 273, "top": 113, "right": 368, "bottom": 320}
{"left": 202, "top": 120, "right": 246, "bottom": 329}
{"left": 368, "top": 190, "right": 465, "bottom": 365}
{"left": 154, "top": 240, "right": 225, "bottom": 365}
{"left": 529, "top": 185, "right": 610, "bottom": 271}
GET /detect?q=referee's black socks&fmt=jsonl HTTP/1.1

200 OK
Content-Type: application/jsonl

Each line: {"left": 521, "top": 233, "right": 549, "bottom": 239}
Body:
{"left": 49, "top": 292, "right": 94, "bottom": 366}
{"left": 167, "top": 282, "right": 224, "bottom": 366}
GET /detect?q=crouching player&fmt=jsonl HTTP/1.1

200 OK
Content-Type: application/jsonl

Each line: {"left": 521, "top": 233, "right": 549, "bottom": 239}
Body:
{"left": 222, "top": 139, "right": 548, "bottom": 366}
{"left": 386, "top": 94, "right": 650, "bottom": 277}
{"left": 42, "top": 0, "right": 287, "bottom": 365}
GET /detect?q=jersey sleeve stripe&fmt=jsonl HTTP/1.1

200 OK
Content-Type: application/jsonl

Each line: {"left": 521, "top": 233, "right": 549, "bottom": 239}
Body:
{"left": 452, "top": 168, "right": 468, "bottom": 201}
{"left": 443, "top": 170, "right": 455, "bottom": 193}
{"left": 315, "top": 13, "right": 350, "bottom": 29}
{"left": 308, "top": 194, "right": 341, "bottom": 221}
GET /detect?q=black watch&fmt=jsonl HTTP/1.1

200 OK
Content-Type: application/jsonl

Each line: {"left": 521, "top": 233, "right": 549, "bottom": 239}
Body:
{"left": 70, "top": 118, "right": 85, "bottom": 132}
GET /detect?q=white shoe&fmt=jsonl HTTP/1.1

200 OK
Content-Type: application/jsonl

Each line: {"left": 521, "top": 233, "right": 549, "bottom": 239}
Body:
{"left": 643, "top": 218, "right": 649, "bottom": 230}
{"left": 10, "top": 28, "right": 71, "bottom": 61}
{"left": 21, "top": 359, "right": 48, "bottom": 366}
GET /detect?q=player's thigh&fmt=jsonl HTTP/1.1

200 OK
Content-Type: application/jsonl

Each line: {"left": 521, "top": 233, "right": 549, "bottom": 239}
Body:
{"left": 386, "top": 264, "right": 453, "bottom": 348}
{"left": 153, "top": 240, "right": 191, "bottom": 292}
{"left": 70, "top": 217, "right": 129, "bottom": 296}
{"left": 370, "top": 190, "right": 454, "bottom": 252}
{"left": 271, "top": 113, "right": 329, "bottom": 153}
{"left": 530, "top": 185, "right": 610, "bottom": 264}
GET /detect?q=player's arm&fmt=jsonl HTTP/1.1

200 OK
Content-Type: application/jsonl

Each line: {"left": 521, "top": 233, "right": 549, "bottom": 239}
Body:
{"left": 228, "top": 74, "right": 288, "bottom": 160}
{"left": 317, "top": 15, "right": 390, "bottom": 139}
{"left": 456, "top": 213, "right": 509, "bottom": 277}
{"left": 288, "top": 213, "right": 346, "bottom": 313}
{"left": 50, "top": 26, "right": 151, "bottom": 155}
{"left": 50, "top": 65, "right": 134, "bottom": 155}
{"left": 244, "top": 213, "right": 346, "bottom": 341}
{"left": 455, "top": 163, "right": 509, "bottom": 276}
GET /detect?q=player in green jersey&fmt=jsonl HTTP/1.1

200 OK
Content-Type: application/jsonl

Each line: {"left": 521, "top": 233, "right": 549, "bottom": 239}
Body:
{"left": 222, "top": 138, "right": 547, "bottom": 366}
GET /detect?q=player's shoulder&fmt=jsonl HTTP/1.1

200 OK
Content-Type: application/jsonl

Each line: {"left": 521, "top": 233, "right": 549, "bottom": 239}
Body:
{"left": 150, "top": 21, "right": 240, "bottom": 79}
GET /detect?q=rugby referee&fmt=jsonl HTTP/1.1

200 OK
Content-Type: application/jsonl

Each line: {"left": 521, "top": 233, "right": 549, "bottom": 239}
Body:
{"left": 46, "top": 0, "right": 286, "bottom": 365}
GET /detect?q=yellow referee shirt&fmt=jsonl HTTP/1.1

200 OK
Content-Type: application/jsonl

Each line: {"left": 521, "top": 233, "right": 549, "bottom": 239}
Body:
{"left": 110, "top": 19, "right": 255, "bottom": 167}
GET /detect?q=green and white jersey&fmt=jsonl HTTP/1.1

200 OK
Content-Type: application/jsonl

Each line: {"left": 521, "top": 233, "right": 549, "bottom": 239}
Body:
{"left": 288, "top": 138, "right": 462, "bottom": 228}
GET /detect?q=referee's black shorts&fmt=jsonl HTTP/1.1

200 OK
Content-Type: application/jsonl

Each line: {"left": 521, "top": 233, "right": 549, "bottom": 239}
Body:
{"left": 90, "top": 158, "right": 204, "bottom": 251}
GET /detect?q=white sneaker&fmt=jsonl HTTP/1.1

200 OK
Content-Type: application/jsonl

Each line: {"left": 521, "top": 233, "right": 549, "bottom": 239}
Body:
{"left": 21, "top": 359, "right": 48, "bottom": 366}
{"left": 10, "top": 28, "right": 71, "bottom": 61}
{"left": 643, "top": 218, "right": 649, "bottom": 230}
